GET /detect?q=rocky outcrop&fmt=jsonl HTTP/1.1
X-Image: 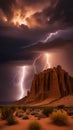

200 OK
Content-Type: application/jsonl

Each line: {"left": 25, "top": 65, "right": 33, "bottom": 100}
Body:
{"left": 25, "top": 65, "right": 73, "bottom": 104}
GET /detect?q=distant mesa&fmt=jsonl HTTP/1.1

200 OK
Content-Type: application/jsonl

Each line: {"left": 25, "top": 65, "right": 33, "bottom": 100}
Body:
{"left": 15, "top": 65, "right": 73, "bottom": 105}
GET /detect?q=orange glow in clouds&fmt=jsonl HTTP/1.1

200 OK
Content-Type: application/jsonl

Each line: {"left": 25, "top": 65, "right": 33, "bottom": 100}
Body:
{"left": 11, "top": 10, "right": 27, "bottom": 26}
{"left": 3, "top": 16, "right": 8, "bottom": 22}
{"left": 1, "top": 6, "right": 42, "bottom": 28}
{"left": 11, "top": 9, "right": 36, "bottom": 27}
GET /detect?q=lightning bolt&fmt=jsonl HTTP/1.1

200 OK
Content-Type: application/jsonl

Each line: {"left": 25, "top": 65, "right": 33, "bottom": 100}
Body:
{"left": 21, "top": 31, "right": 59, "bottom": 49}
{"left": 33, "top": 54, "right": 42, "bottom": 74}
{"left": 18, "top": 53, "right": 50, "bottom": 99}
{"left": 42, "top": 31, "right": 58, "bottom": 43}
{"left": 19, "top": 66, "right": 27, "bottom": 99}
{"left": 19, "top": 31, "right": 59, "bottom": 97}
{"left": 43, "top": 53, "right": 50, "bottom": 70}
{"left": 33, "top": 53, "right": 50, "bottom": 74}
{"left": 21, "top": 28, "right": 73, "bottom": 50}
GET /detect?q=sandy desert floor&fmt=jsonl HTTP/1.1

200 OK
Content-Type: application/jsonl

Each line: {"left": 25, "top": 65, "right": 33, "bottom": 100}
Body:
{"left": 0, "top": 95, "right": 73, "bottom": 130}
{"left": 0, "top": 114, "right": 73, "bottom": 130}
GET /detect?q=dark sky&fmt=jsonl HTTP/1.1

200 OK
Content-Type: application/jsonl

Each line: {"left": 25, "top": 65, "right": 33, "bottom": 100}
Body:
{"left": 0, "top": 0, "right": 73, "bottom": 102}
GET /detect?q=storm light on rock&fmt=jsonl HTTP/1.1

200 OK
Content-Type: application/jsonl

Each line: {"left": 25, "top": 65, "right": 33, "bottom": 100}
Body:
{"left": 43, "top": 53, "right": 51, "bottom": 70}
{"left": 33, "top": 53, "right": 51, "bottom": 74}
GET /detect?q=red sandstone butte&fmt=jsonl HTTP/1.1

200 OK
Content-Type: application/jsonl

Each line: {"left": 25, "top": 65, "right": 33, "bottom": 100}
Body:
{"left": 25, "top": 65, "right": 73, "bottom": 104}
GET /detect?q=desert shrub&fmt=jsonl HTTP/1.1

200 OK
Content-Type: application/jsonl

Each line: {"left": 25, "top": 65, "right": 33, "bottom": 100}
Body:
{"left": 30, "top": 108, "right": 35, "bottom": 111}
{"left": 22, "top": 115, "right": 29, "bottom": 120}
{"left": 0, "top": 106, "right": 3, "bottom": 111}
{"left": 16, "top": 112, "right": 23, "bottom": 117}
{"left": 1, "top": 107, "right": 13, "bottom": 120}
{"left": 16, "top": 109, "right": 24, "bottom": 113}
{"left": 15, "top": 109, "right": 24, "bottom": 117}
{"left": 50, "top": 110, "right": 68, "bottom": 126}
{"left": 22, "top": 106, "right": 26, "bottom": 112}
{"left": 67, "top": 109, "right": 73, "bottom": 116}
{"left": 31, "top": 111, "right": 38, "bottom": 116}
{"left": 42, "top": 107, "right": 53, "bottom": 117}
{"left": 18, "top": 106, "right": 22, "bottom": 109}
{"left": 10, "top": 106, "right": 16, "bottom": 113}
{"left": 28, "top": 121, "right": 42, "bottom": 130}
{"left": 7, "top": 114, "right": 17, "bottom": 125}
{"left": 57, "top": 105, "right": 65, "bottom": 109}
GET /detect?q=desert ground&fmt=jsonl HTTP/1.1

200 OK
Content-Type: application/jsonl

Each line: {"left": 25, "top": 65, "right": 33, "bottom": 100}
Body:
{"left": 0, "top": 95, "right": 73, "bottom": 130}
{"left": 0, "top": 104, "right": 73, "bottom": 130}
{"left": 0, "top": 114, "right": 73, "bottom": 130}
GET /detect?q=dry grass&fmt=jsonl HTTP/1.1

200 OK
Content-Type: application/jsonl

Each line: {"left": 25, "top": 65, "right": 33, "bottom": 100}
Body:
{"left": 28, "top": 121, "right": 42, "bottom": 130}
{"left": 42, "top": 107, "right": 53, "bottom": 117}
{"left": 50, "top": 110, "right": 68, "bottom": 126}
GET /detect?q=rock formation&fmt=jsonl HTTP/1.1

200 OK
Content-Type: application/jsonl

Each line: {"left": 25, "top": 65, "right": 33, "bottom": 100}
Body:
{"left": 25, "top": 65, "right": 73, "bottom": 104}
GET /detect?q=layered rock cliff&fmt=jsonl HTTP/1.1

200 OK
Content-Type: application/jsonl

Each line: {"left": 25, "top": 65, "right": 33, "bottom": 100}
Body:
{"left": 25, "top": 65, "right": 73, "bottom": 104}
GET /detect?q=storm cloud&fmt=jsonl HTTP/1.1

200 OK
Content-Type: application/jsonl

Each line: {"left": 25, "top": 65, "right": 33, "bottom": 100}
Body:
{"left": 0, "top": 0, "right": 73, "bottom": 71}
{"left": 0, "top": 0, "right": 73, "bottom": 102}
